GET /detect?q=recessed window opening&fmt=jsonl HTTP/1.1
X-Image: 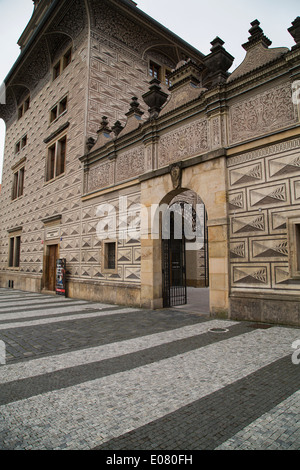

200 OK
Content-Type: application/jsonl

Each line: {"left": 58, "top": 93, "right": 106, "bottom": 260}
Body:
{"left": 46, "top": 135, "right": 67, "bottom": 181}
{"left": 8, "top": 234, "right": 21, "bottom": 268}
{"left": 53, "top": 48, "right": 72, "bottom": 81}
{"left": 12, "top": 167, "right": 25, "bottom": 200}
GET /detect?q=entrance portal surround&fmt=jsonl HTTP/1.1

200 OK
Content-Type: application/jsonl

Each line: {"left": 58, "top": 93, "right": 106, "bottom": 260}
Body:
{"left": 140, "top": 156, "right": 229, "bottom": 317}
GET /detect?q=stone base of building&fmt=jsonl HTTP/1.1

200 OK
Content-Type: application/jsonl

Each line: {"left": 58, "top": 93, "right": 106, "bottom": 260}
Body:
{"left": 66, "top": 279, "right": 141, "bottom": 307}
{"left": 229, "top": 294, "right": 300, "bottom": 327}
{"left": 0, "top": 273, "right": 141, "bottom": 308}
{"left": 0, "top": 273, "right": 42, "bottom": 293}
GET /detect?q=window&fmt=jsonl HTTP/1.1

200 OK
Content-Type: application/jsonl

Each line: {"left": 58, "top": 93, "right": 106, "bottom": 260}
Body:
{"left": 53, "top": 48, "right": 72, "bottom": 80}
{"left": 149, "top": 61, "right": 173, "bottom": 86}
{"left": 8, "top": 232, "right": 21, "bottom": 268}
{"left": 50, "top": 96, "right": 68, "bottom": 123}
{"left": 288, "top": 217, "right": 300, "bottom": 278}
{"left": 18, "top": 95, "right": 30, "bottom": 120}
{"left": 149, "top": 61, "right": 161, "bottom": 80}
{"left": 46, "top": 135, "right": 67, "bottom": 181}
{"left": 102, "top": 241, "right": 117, "bottom": 272}
{"left": 12, "top": 167, "right": 25, "bottom": 200}
{"left": 15, "top": 135, "right": 27, "bottom": 154}
{"left": 165, "top": 69, "right": 172, "bottom": 87}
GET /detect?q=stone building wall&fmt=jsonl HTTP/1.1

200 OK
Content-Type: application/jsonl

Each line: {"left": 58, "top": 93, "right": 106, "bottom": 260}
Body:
{"left": 0, "top": 30, "right": 89, "bottom": 291}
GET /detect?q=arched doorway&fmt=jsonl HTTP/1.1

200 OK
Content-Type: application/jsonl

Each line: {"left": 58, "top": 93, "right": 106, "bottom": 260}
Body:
{"left": 161, "top": 190, "right": 209, "bottom": 309}
{"left": 140, "top": 157, "right": 229, "bottom": 317}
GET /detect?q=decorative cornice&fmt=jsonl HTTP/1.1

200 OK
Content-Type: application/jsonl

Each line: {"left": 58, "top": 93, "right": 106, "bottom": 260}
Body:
{"left": 43, "top": 121, "right": 70, "bottom": 143}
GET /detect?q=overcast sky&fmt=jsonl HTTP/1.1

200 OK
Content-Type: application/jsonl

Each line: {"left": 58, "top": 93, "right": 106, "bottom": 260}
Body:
{"left": 0, "top": 0, "right": 299, "bottom": 182}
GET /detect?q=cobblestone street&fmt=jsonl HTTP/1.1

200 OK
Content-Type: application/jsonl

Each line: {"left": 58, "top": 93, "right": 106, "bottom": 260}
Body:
{"left": 0, "top": 288, "right": 299, "bottom": 452}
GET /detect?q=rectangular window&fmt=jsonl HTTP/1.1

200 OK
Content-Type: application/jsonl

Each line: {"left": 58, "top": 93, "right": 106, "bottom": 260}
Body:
{"left": 165, "top": 69, "right": 172, "bottom": 87}
{"left": 12, "top": 167, "right": 25, "bottom": 200}
{"left": 15, "top": 134, "right": 27, "bottom": 154}
{"left": 17, "top": 95, "right": 30, "bottom": 120}
{"left": 50, "top": 96, "right": 68, "bottom": 123}
{"left": 8, "top": 233, "right": 21, "bottom": 268}
{"left": 53, "top": 48, "right": 72, "bottom": 81}
{"left": 63, "top": 49, "right": 72, "bottom": 70}
{"left": 107, "top": 242, "right": 116, "bottom": 270}
{"left": 149, "top": 61, "right": 161, "bottom": 80}
{"left": 50, "top": 106, "right": 58, "bottom": 123}
{"left": 59, "top": 96, "right": 68, "bottom": 114}
{"left": 102, "top": 241, "right": 117, "bottom": 272}
{"left": 296, "top": 224, "right": 300, "bottom": 272}
{"left": 21, "top": 135, "right": 27, "bottom": 148}
{"left": 46, "top": 136, "right": 67, "bottom": 182}
{"left": 288, "top": 217, "right": 300, "bottom": 278}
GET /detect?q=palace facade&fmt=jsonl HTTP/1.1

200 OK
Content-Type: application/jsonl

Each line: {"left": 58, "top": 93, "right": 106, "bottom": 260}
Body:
{"left": 0, "top": 0, "right": 300, "bottom": 326}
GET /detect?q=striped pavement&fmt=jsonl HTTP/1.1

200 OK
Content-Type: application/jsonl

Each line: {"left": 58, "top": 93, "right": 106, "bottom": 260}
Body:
{"left": 0, "top": 288, "right": 299, "bottom": 451}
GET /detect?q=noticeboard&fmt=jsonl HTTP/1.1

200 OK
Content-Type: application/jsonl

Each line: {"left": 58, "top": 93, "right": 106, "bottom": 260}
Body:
{"left": 56, "top": 258, "right": 66, "bottom": 296}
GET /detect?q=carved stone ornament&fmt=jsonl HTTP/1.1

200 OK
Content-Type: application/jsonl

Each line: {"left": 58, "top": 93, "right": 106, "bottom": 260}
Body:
{"left": 169, "top": 163, "right": 182, "bottom": 189}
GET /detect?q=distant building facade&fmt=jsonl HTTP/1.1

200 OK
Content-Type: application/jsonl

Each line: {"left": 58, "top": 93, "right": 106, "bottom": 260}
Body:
{"left": 0, "top": 0, "right": 300, "bottom": 326}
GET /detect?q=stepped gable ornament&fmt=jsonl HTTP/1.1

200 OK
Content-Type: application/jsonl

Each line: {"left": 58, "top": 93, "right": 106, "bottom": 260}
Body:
{"left": 142, "top": 78, "right": 169, "bottom": 120}
{"left": 86, "top": 137, "right": 96, "bottom": 152}
{"left": 126, "top": 96, "right": 144, "bottom": 118}
{"left": 242, "top": 19, "right": 272, "bottom": 50}
{"left": 227, "top": 20, "right": 289, "bottom": 83}
{"left": 203, "top": 37, "right": 234, "bottom": 86}
{"left": 159, "top": 59, "right": 206, "bottom": 116}
{"left": 91, "top": 116, "right": 112, "bottom": 152}
{"left": 169, "top": 162, "right": 182, "bottom": 190}
{"left": 117, "top": 97, "right": 144, "bottom": 137}
{"left": 288, "top": 17, "right": 300, "bottom": 48}
{"left": 111, "top": 120, "right": 124, "bottom": 137}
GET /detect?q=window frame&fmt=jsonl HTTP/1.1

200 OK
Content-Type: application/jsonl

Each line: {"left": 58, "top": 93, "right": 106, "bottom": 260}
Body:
{"left": 12, "top": 166, "right": 25, "bottom": 200}
{"left": 149, "top": 61, "right": 161, "bottom": 80}
{"left": 8, "top": 230, "right": 22, "bottom": 269}
{"left": 45, "top": 134, "right": 67, "bottom": 182}
{"left": 52, "top": 47, "right": 72, "bottom": 81}
{"left": 15, "top": 134, "right": 28, "bottom": 154}
{"left": 49, "top": 95, "right": 68, "bottom": 124}
{"left": 17, "top": 95, "right": 30, "bottom": 120}
{"left": 102, "top": 240, "right": 118, "bottom": 274}
{"left": 288, "top": 216, "right": 300, "bottom": 279}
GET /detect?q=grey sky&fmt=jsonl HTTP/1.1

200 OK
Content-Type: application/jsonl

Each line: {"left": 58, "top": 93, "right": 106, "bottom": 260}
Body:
{"left": 0, "top": 0, "right": 299, "bottom": 182}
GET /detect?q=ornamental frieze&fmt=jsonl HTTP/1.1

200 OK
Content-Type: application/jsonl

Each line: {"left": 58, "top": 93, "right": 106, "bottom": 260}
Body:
{"left": 89, "top": 0, "right": 161, "bottom": 55}
{"left": 229, "top": 83, "right": 296, "bottom": 144}
{"left": 158, "top": 119, "right": 209, "bottom": 167}
{"left": 115, "top": 147, "right": 145, "bottom": 183}
{"left": 88, "top": 160, "right": 114, "bottom": 192}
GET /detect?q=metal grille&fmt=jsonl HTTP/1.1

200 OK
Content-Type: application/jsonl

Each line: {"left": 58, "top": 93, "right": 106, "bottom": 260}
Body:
{"left": 162, "top": 200, "right": 209, "bottom": 307}
{"left": 162, "top": 212, "right": 187, "bottom": 308}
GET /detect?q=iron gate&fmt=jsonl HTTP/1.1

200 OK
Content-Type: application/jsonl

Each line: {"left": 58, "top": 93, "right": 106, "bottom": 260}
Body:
{"left": 162, "top": 211, "right": 187, "bottom": 307}
{"left": 161, "top": 201, "right": 209, "bottom": 307}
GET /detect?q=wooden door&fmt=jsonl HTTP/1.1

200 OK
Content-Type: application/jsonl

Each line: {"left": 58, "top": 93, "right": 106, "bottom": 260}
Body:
{"left": 46, "top": 244, "right": 58, "bottom": 291}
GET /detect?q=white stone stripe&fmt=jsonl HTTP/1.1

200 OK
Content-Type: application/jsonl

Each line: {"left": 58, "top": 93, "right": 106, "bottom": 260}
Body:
{"left": 0, "top": 298, "right": 83, "bottom": 308}
{"left": 0, "top": 327, "right": 298, "bottom": 450}
{"left": 216, "top": 391, "right": 300, "bottom": 450}
{"left": 0, "top": 308, "right": 140, "bottom": 330}
{"left": 0, "top": 320, "right": 238, "bottom": 383}
{"left": 0, "top": 303, "right": 111, "bottom": 321}
{"left": 0, "top": 294, "right": 50, "bottom": 300}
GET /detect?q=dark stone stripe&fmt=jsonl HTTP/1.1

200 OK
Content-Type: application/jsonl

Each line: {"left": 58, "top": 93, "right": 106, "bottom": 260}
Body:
{"left": 0, "top": 310, "right": 209, "bottom": 364}
{"left": 0, "top": 300, "right": 91, "bottom": 314}
{"left": 0, "top": 323, "right": 251, "bottom": 405}
{"left": 93, "top": 355, "right": 300, "bottom": 451}
{"left": 0, "top": 306, "right": 123, "bottom": 324}
{"left": 0, "top": 295, "right": 56, "bottom": 303}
